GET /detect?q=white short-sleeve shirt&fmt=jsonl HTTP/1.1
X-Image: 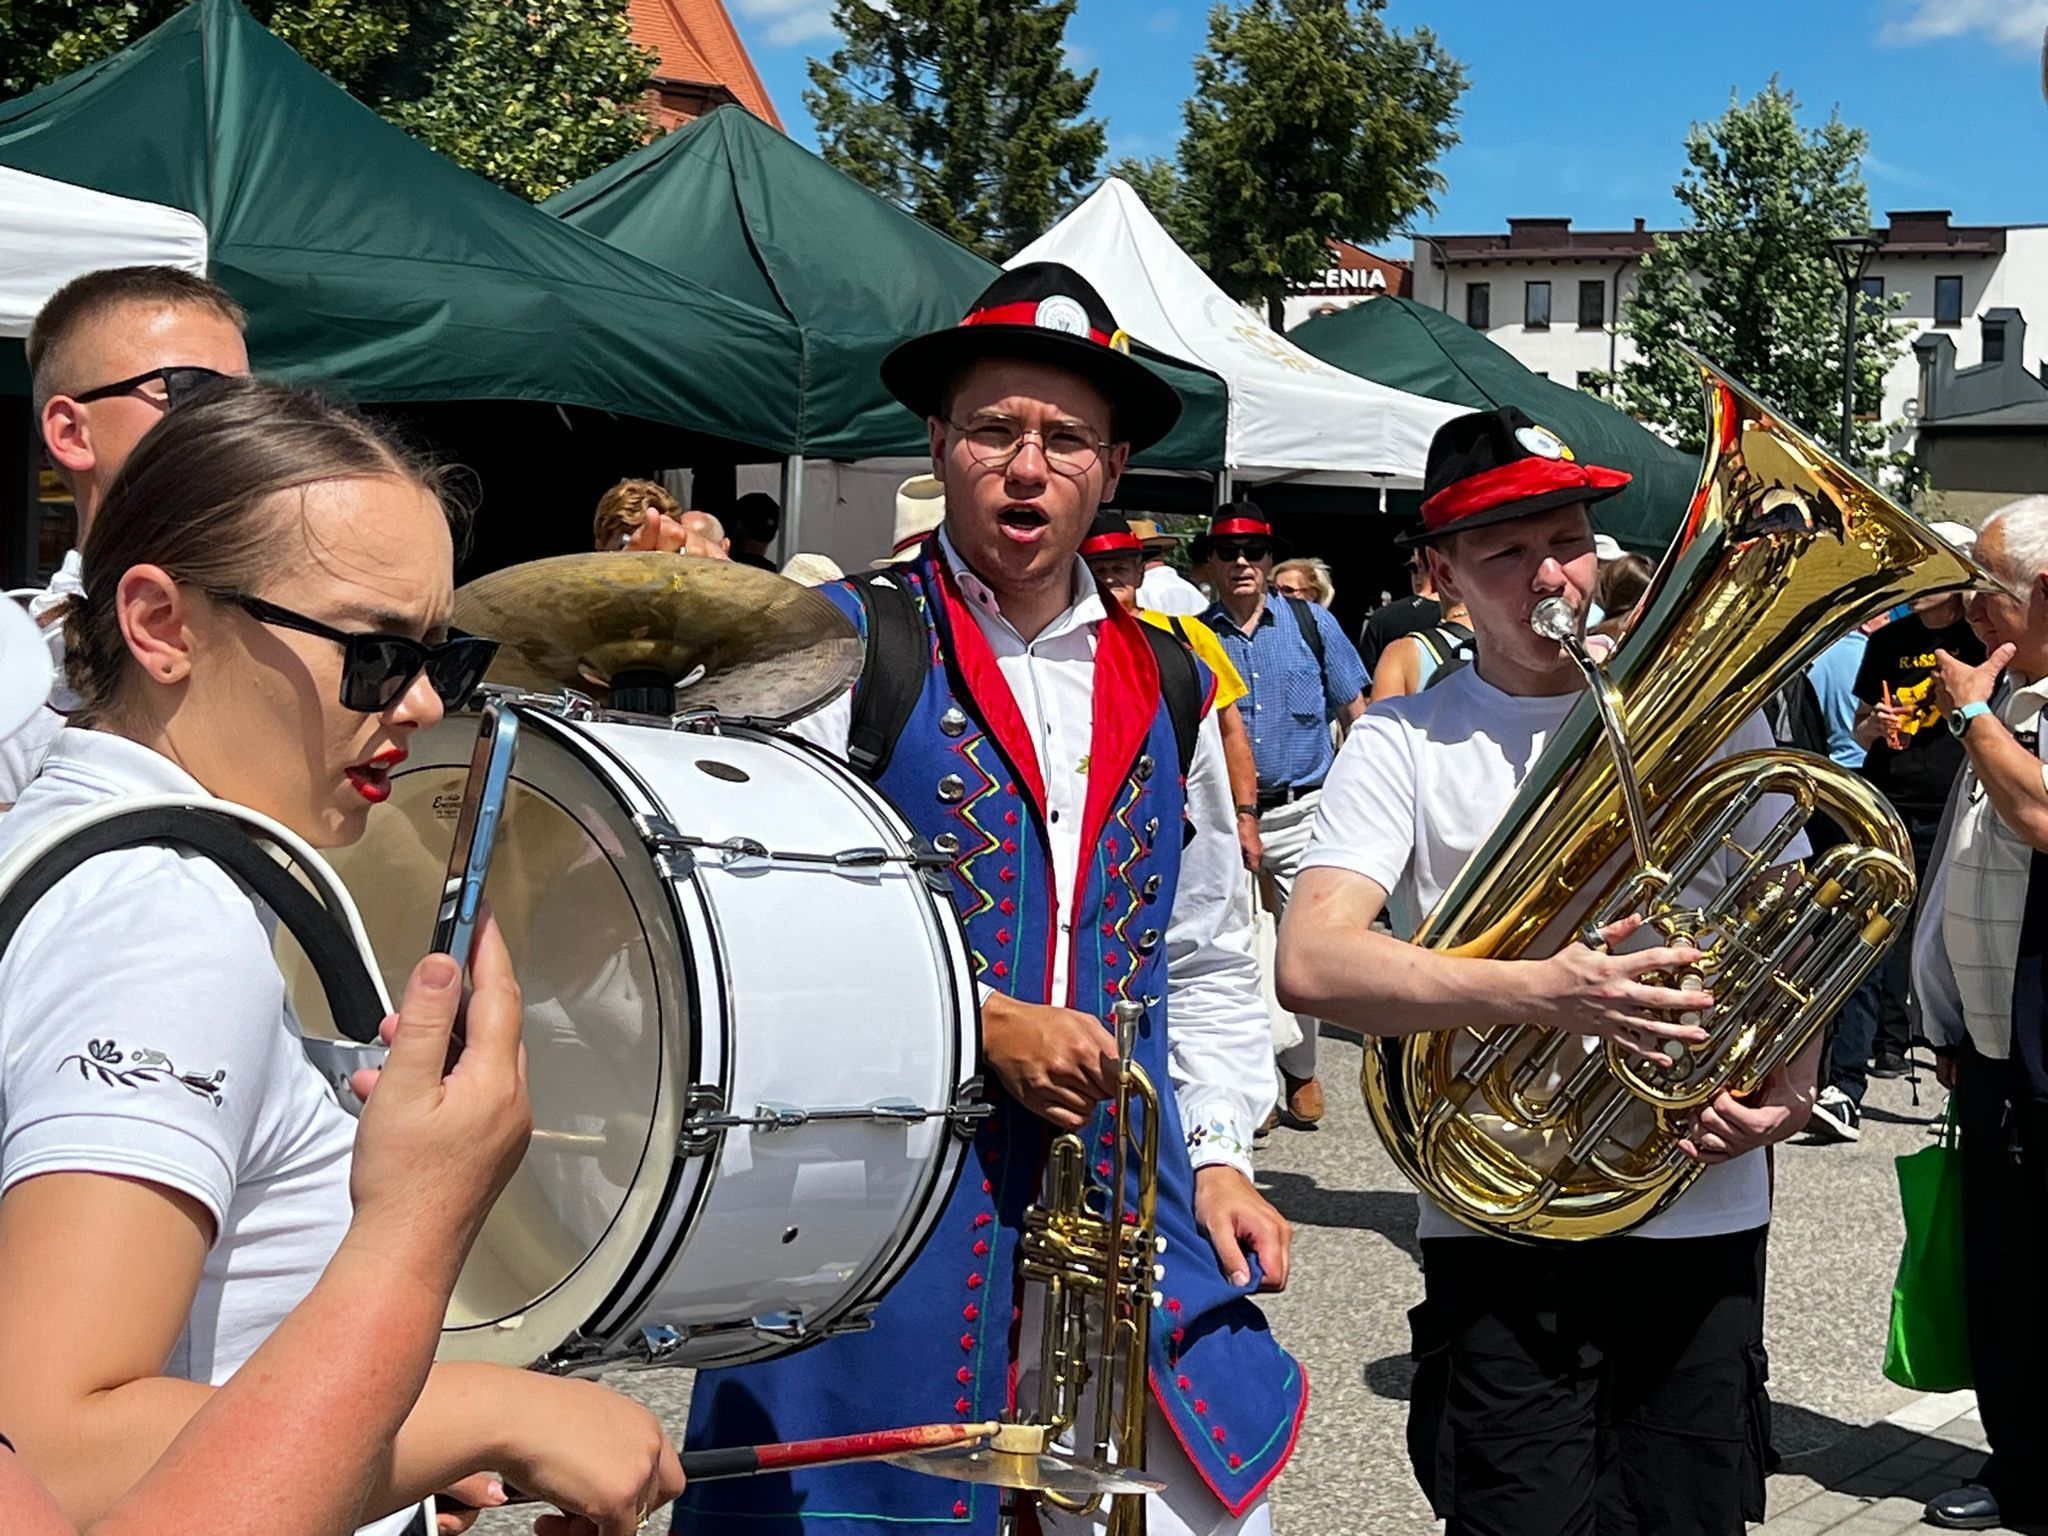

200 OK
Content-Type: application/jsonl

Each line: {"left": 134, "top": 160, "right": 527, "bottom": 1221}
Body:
{"left": 1301, "top": 664, "right": 1803, "bottom": 1241}
{"left": 0, "top": 729, "right": 416, "bottom": 1536}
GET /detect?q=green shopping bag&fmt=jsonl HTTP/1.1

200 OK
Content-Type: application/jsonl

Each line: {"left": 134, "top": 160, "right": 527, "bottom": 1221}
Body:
{"left": 1883, "top": 1101, "right": 1973, "bottom": 1391}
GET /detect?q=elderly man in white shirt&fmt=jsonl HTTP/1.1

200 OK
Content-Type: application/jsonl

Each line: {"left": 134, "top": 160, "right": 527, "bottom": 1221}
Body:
{"left": 1912, "top": 494, "right": 2048, "bottom": 1533}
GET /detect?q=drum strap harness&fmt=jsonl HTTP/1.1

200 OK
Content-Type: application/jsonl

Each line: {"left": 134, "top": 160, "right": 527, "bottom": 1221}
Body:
{"left": 0, "top": 800, "right": 389, "bottom": 1047}
{"left": 846, "top": 568, "right": 1204, "bottom": 785}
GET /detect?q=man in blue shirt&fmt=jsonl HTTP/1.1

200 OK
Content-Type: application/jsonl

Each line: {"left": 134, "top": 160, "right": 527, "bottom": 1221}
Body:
{"left": 1201, "top": 503, "right": 1369, "bottom": 1125}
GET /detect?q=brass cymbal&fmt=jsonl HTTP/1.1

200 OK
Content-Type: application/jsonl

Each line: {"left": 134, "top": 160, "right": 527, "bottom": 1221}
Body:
{"left": 454, "top": 552, "right": 860, "bottom": 722}
{"left": 881, "top": 1444, "right": 1165, "bottom": 1496}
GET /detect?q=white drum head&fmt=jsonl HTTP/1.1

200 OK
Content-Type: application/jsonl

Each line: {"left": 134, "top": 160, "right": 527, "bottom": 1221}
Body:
{"left": 287, "top": 714, "right": 693, "bottom": 1364}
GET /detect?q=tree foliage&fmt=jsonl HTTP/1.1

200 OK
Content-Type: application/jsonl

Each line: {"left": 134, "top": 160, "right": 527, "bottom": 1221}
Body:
{"left": 804, "top": 0, "right": 1105, "bottom": 260}
{"left": 1592, "top": 79, "right": 1912, "bottom": 466}
{"left": 1175, "top": 0, "right": 1464, "bottom": 326}
{"left": 0, "top": 0, "right": 654, "bottom": 201}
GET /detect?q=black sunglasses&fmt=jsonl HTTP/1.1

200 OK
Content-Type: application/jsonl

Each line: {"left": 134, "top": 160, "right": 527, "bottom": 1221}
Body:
{"left": 73, "top": 365, "right": 229, "bottom": 410}
{"left": 212, "top": 591, "right": 500, "bottom": 713}
{"left": 1213, "top": 540, "right": 1272, "bottom": 563}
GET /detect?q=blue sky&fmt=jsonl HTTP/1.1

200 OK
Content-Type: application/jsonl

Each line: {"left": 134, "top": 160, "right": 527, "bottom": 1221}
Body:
{"left": 727, "top": 0, "right": 2048, "bottom": 236}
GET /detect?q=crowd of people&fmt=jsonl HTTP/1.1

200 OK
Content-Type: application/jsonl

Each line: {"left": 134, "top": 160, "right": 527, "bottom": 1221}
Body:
{"left": 1, "top": 252, "right": 2043, "bottom": 1536}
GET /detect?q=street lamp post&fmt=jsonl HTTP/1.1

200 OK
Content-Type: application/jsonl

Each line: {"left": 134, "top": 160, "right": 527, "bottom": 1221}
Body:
{"left": 1830, "top": 233, "right": 1882, "bottom": 461}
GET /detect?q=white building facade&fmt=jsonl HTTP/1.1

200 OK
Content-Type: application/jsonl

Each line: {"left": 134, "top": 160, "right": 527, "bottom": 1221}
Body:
{"left": 1403, "top": 212, "right": 2048, "bottom": 450}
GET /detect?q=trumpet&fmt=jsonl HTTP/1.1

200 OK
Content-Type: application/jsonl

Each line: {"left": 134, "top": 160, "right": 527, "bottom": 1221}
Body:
{"left": 1015, "top": 997, "right": 1162, "bottom": 1533}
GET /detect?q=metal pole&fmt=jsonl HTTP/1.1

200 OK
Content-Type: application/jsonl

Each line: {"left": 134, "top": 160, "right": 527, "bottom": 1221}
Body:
{"left": 780, "top": 454, "right": 806, "bottom": 558}
{"left": 1839, "top": 283, "right": 1858, "bottom": 461}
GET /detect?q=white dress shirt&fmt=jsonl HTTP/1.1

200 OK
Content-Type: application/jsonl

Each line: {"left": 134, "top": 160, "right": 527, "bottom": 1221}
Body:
{"left": 1938, "top": 676, "right": 2048, "bottom": 1059}
{"left": 1138, "top": 563, "right": 1211, "bottom": 617}
{"left": 0, "top": 551, "right": 83, "bottom": 805}
{"left": 791, "top": 530, "right": 1272, "bottom": 1174}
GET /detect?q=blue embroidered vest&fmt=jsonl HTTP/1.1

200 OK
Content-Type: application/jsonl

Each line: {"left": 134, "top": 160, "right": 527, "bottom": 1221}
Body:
{"left": 676, "top": 545, "right": 1303, "bottom": 1534}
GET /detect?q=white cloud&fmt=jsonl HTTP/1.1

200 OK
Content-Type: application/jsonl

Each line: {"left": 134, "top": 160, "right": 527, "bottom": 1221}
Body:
{"left": 733, "top": 0, "right": 841, "bottom": 48}
{"left": 1864, "top": 151, "right": 1941, "bottom": 192}
{"left": 1880, "top": 0, "right": 2048, "bottom": 50}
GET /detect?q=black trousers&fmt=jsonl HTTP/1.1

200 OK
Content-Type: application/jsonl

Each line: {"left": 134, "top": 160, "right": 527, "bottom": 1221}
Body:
{"left": 1954, "top": 1044, "right": 2048, "bottom": 1517}
{"left": 1408, "top": 1227, "right": 1772, "bottom": 1536}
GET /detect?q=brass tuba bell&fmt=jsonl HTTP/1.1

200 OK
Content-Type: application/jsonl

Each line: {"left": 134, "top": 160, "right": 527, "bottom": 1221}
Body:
{"left": 1361, "top": 354, "right": 1991, "bottom": 1241}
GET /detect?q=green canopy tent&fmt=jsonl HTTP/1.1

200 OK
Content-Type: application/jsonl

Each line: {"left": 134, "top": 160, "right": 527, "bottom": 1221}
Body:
{"left": 1289, "top": 296, "right": 1701, "bottom": 558}
{"left": 544, "top": 105, "right": 1228, "bottom": 474}
{"left": 0, "top": 0, "right": 814, "bottom": 575}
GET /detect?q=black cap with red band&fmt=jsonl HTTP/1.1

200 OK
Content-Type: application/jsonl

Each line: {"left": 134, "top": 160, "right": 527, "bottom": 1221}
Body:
{"left": 1401, "top": 406, "right": 1632, "bottom": 546}
{"left": 881, "top": 262, "right": 1184, "bottom": 452}
{"left": 1203, "top": 500, "right": 1286, "bottom": 555}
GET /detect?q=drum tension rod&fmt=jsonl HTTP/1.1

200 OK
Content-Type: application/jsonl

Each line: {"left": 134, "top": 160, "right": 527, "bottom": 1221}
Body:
{"left": 681, "top": 1085, "right": 993, "bottom": 1150}
{"left": 634, "top": 814, "right": 953, "bottom": 875}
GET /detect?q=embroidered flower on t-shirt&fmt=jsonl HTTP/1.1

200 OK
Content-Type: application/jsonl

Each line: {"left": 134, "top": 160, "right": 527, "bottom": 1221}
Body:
{"left": 60, "top": 1039, "right": 227, "bottom": 1107}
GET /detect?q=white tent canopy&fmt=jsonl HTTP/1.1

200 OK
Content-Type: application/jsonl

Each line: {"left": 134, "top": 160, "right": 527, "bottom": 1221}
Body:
{"left": 0, "top": 167, "right": 208, "bottom": 338}
{"left": 1011, "top": 178, "right": 1460, "bottom": 486}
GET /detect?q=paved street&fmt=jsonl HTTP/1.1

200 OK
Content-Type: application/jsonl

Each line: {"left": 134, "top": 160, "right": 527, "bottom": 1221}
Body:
{"left": 476, "top": 1029, "right": 2002, "bottom": 1535}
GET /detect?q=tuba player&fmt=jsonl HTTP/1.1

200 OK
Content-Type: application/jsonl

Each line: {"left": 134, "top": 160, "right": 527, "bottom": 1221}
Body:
{"left": 1277, "top": 407, "right": 1817, "bottom": 1536}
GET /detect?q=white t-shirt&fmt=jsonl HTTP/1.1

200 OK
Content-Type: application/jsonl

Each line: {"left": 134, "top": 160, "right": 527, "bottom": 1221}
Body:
{"left": 1301, "top": 664, "right": 1802, "bottom": 1241}
{"left": 0, "top": 728, "right": 415, "bottom": 1536}
{"left": 0, "top": 552, "right": 81, "bottom": 805}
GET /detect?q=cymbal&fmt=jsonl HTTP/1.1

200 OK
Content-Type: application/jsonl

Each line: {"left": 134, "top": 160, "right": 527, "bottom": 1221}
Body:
{"left": 454, "top": 552, "right": 859, "bottom": 722}
{"left": 882, "top": 1444, "right": 1165, "bottom": 1496}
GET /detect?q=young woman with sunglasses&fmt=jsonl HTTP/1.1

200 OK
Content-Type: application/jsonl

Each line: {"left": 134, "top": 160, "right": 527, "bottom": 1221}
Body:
{"left": 0, "top": 378, "right": 683, "bottom": 1536}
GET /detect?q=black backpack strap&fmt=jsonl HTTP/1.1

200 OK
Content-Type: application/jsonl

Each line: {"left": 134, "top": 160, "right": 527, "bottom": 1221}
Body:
{"left": 1412, "top": 621, "right": 1475, "bottom": 669}
{"left": 845, "top": 569, "right": 927, "bottom": 782}
{"left": 0, "top": 807, "right": 385, "bottom": 1043}
{"left": 1141, "top": 620, "right": 1203, "bottom": 781}
{"left": 1282, "top": 594, "right": 1328, "bottom": 700}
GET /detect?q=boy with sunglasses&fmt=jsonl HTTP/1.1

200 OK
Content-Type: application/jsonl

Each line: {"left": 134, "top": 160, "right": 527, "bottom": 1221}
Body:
{"left": 4, "top": 267, "right": 249, "bottom": 805}
{"left": 1197, "top": 505, "right": 1370, "bottom": 1126}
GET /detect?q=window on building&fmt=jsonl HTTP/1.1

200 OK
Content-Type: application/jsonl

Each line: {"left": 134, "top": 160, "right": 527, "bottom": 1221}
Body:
{"left": 1858, "top": 275, "right": 1884, "bottom": 315}
{"left": 1934, "top": 275, "right": 1964, "bottom": 328}
{"left": 1984, "top": 319, "right": 2007, "bottom": 365}
{"left": 1466, "top": 282, "right": 1491, "bottom": 329}
{"left": 1525, "top": 281, "right": 1552, "bottom": 329}
{"left": 1577, "top": 280, "right": 1605, "bottom": 330}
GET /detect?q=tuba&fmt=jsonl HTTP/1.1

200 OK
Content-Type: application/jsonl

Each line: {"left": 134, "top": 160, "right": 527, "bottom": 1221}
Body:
{"left": 1361, "top": 354, "right": 1989, "bottom": 1241}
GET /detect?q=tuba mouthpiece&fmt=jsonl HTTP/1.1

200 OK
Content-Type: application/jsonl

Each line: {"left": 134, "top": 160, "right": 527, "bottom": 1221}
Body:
{"left": 1530, "top": 597, "right": 1578, "bottom": 642}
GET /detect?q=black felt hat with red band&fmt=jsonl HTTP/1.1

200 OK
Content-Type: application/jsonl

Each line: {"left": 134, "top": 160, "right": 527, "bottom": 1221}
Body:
{"left": 1079, "top": 510, "right": 1145, "bottom": 560}
{"left": 881, "top": 262, "right": 1184, "bottom": 452}
{"left": 1400, "top": 406, "right": 1632, "bottom": 546}
{"left": 1204, "top": 500, "right": 1288, "bottom": 554}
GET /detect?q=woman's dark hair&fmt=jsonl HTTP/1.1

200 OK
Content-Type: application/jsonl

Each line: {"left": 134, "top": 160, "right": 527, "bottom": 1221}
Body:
{"left": 65, "top": 376, "right": 466, "bottom": 723}
{"left": 1595, "top": 552, "right": 1655, "bottom": 619}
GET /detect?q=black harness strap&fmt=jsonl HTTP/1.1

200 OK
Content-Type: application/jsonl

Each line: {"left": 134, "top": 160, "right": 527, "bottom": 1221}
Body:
{"left": 846, "top": 569, "right": 927, "bottom": 781}
{"left": 1280, "top": 593, "right": 1328, "bottom": 699}
{"left": 0, "top": 807, "right": 385, "bottom": 1044}
{"left": 1141, "top": 619, "right": 1203, "bottom": 782}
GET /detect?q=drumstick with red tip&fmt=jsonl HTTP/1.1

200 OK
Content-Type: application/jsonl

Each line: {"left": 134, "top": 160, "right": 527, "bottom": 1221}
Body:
{"left": 680, "top": 1420, "right": 1004, "bottom": 1481}
{"left": 450, "top": 1421, "right": 1008, "bottom": 1513}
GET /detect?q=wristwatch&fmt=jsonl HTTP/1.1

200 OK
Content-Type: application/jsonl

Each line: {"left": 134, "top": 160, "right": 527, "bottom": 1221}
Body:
{"left": 1235, "top": 803, "right": 1259, "bottom": 819}
{"left": 1948, "top": 700, "right": 1992, "bottom": 739}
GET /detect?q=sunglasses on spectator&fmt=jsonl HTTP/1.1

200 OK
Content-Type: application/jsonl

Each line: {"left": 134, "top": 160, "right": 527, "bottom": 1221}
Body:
{"left": 73, "top": 365, "right": 229, "bottom": 411}
{"left": 1213, "top": 540, "right": 1272, "bottom": 564}
{"left": 209, "top": 590, "right": 500, "bottom": 713}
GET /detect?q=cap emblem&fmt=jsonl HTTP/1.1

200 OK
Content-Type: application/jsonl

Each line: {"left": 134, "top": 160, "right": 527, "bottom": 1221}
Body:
{"left": 1514, "top": 424, "right": 1574, "bottom": 462}
{"left": 1035, "top": 295, "right": 1090, "bottom": 336}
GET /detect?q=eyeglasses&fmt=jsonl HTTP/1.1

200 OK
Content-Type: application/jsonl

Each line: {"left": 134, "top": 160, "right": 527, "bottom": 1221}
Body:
{"left": 211, "top": 591, "right": 500, "bottom": 713}
{"left": 946, "top": 416, "right": 1105, "bottom": 477}
{"left": 1212, "top": 540, "right": 1272, "bottom": 564}
{"left": 73, "top": 365, "right": 229, "bottom": 412}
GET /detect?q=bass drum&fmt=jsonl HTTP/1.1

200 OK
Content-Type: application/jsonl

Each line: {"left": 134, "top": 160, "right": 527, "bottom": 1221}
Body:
{"left": 289, "top": 703, "right": 981, "bottom": 1373}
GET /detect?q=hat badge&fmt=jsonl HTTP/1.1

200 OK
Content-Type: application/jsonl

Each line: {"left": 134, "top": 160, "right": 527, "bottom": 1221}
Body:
{"left": 1034, "top": 295, "right": 1090, "bottom": 336}
{"left": 1514, "top": 423, "right": 1575, "bottom": 462}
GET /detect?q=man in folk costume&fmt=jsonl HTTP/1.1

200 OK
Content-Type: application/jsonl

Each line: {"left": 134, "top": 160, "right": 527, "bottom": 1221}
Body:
{"left": 675, "top": 263, "right": 1304, "bottom": 1536}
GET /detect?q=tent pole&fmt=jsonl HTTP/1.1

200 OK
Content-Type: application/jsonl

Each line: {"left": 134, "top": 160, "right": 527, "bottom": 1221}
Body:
{"left": 780, "top": 454, "right": 806, "bottom": 559}
{"left": 1213, "top": 469, "right": 1234, "bottom": 509}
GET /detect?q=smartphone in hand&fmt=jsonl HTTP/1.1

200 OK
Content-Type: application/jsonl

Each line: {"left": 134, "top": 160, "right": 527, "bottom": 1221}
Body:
{"left": 432, "top": 698, "right": 519, "bottom": 978}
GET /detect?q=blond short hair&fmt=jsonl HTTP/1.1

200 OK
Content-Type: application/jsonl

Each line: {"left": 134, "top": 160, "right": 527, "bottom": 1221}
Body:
{"left": 1272, "top": 556, "right": 1335, "bottom": 608}
{"left": 593, "top": 478, "right": 680, "bottom": 552}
